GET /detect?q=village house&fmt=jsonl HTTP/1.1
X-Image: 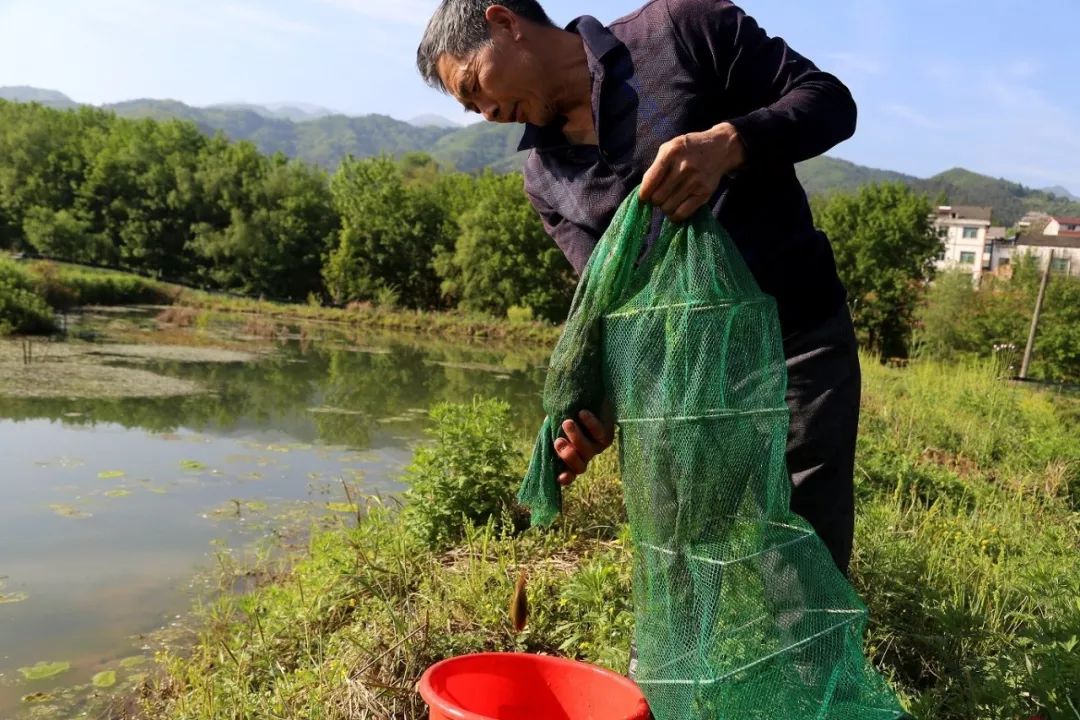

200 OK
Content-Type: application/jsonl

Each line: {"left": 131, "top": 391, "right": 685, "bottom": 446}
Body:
{"left": 933, "top": 205, "right": 994, "bottom": 283}
{"left": 1014, "top": 215, "right": 1080, "bottom": 278}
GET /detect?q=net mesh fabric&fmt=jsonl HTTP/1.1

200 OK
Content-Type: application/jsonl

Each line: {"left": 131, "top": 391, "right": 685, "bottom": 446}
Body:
{"left": 520, "top": 191, "right": 906, "bottom": 719}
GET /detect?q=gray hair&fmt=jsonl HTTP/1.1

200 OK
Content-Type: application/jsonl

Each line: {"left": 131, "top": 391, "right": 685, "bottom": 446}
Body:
{"left": 417, "top": 1, "right": 555, "bottom": 92}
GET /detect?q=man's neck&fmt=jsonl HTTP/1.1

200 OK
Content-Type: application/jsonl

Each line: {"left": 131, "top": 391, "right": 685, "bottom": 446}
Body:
{"left": 540, "top": 27, "right": 597, "bottom": 145}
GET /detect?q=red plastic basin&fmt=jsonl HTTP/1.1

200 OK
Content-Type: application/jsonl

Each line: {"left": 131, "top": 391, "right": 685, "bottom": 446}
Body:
{"left": 418, "top": 653, "right": 651, "bottom": 720}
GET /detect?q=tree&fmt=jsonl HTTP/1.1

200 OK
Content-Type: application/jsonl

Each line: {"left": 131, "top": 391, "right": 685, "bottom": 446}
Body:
{"left": 815, "top": 183, "right": 938, "bottom": 357}
{"left": 192, "top": 141, "right": 337, "bottom": 300}
{"left": 21, "top": 206, "right": 112, "bottom": 264}
{"left": 435, "top": 172, "right": 575, "bottom": 321}
{"left": 324, "top": 156, "right": 445, "bottom": 307}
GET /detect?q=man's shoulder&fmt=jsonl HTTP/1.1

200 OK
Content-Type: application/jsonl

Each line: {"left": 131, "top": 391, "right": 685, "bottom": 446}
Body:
{"left": 607, "top": 0, "right": 739, "bottom": 49}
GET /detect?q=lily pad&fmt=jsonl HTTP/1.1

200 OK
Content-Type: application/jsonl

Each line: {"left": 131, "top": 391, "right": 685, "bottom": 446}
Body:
{"left": 91, "top": 670, "right": 117, "bottom": 688}
{"left": 180, "top": 459, "right": 206, "bottom": 471}
{"left": 0, "top": 591, "right": 29, "bottom": 604}
{"left": 18, "top": 661, "right": 70, "bottom": 681}
{"left": 97, "top": 470, "right": 125, "bottom": 479}
{"left": 105, "top": 489, "right": 132, "bottom": 498}
{"left": 326, "top": 502, "right": 359, "bottom": 513}
{"left": 240, "top": 471, "right": 264, "bottom": 481}
{"left": 119, "top": 655, "right": 147, "bottom": 669}
{"left": 48, "top": 504, "right": 92, "bottom": 519}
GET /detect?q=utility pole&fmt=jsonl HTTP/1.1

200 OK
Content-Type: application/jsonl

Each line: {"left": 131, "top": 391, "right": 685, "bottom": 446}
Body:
{"left": 1019, "top": 249, "right": 1054, "bottom": 380}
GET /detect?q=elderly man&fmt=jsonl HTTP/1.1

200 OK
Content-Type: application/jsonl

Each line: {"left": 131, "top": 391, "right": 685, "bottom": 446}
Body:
{"left": 417, "top": 0, "right": 859, "bottom": 578}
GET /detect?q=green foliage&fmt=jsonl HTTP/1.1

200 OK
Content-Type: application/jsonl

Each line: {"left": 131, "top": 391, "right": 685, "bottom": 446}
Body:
{"left": 22, "top": 206, "right": 111, "bottom": 263}
{"left": 0, "top": 256, "right": 55, "bottom": 334}
{"left": 917, "top": 257, "right": 1080, "bottom": 383}
{"left": 191, "top": 141, "right": 338, "bottom": 301}
{"left": 401, "top": 398, "right": 524, "bottom": 550}
{"left": 852, "top": 359, "right": 1080, "bottom": 718}
{"left": 325, "top": 156, "right": 445, "bottom": 308}
{"left": 131, "top": 365, "right": 1079, "bottom": 720}
{"left": 815, "top": 183, "right": 939, "bottom": 357}
{"left": 435, "top": 172, "right": 574, "bottom": 322}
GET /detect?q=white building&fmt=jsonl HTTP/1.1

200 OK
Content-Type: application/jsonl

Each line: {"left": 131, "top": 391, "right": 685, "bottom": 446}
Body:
{"left": 1014, "top": 215, "right": 1080, "bottom": 278}
{"left": 933, "top": 206, "right": 994, "bottom": 283}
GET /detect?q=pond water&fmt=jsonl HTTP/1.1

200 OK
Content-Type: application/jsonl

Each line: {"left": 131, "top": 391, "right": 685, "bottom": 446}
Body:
{"left": 0, "top": 312, "right": 547, "bottom": 716}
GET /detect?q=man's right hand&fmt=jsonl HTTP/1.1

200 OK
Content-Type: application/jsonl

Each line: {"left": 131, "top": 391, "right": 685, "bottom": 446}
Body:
{"left": 554, "top": 407, "right": 614, "bottom": 486}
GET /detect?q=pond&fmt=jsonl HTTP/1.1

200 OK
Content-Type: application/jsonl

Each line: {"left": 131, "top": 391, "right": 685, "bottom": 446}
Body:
{"left": 0, "top": 310, "right": 548, "bottom": 717}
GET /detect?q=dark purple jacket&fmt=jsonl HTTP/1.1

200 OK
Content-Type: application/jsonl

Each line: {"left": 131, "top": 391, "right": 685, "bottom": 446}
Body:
{"left": 521, "top": 0, "right": 856, "bottom": 335}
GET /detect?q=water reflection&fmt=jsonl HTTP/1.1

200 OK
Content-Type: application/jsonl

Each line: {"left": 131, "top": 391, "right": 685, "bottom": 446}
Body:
{"left": 0, "top": 320, "right": 548, "bottom": 717}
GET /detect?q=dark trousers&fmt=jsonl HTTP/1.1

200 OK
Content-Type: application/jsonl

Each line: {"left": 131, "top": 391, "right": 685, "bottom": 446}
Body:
{"left": 782, "top": 302, "right": 860, "bottom": 576}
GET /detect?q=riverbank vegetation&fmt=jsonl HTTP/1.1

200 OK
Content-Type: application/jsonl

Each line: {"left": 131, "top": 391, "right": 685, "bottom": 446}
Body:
{"left": 104, "top": 358, "right": 1080, "bottom": 720}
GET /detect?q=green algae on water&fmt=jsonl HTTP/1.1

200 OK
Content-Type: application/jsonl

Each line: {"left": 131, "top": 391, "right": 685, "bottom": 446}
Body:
{"left": 18, "top": 661, "right": 70, "bottom": 681}
{"left": 91, "top": 670, "right": 117, "bottom": 688}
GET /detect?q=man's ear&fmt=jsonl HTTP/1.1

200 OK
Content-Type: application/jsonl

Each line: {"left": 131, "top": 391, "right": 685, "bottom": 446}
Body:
{"left": 484, "top": 5, "right": 520, "bottom": 40}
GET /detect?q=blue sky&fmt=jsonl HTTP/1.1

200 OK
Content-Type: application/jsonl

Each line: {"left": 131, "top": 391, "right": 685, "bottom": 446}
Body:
{"left": 1, "top": 0, "right": 1077, "bottom": 193}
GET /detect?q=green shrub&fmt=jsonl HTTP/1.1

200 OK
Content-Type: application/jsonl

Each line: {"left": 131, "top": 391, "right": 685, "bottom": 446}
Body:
{"left": 506, "top": 305, "right": 535, "bottom": 324}
{"left": 0, "top": 256, "right": 55, "bottom": 334}
{"left": 401, "top": 398, "right": 525, "bottom": 549}
{"left": 30, "top": 263, "right": 171, "bottom": 307}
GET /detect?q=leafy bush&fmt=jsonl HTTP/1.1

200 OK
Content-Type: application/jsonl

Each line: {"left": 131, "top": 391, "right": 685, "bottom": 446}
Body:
{"left": 401, "top": 398, "right": 525, "bottom": 549}
{"left": 30, "top": 262, "right": 171, "bottom": 308}
{"left": 0, "top": 256, "right": 55, "bottom": 334}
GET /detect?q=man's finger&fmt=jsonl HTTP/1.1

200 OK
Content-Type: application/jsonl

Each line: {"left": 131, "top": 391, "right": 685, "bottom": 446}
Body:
{"left": 558, "top": 471, "right": 576, "bottom": 487}
{"left": 562, "top": 419, "right": 597, "bottom": 461}
{"left": 554, "top": 438, "right": 588, "bottom": 474}
{"left": 649, "top": 166, "right": 693, "bottom": 209}
{"left": 661, "top": 181, "right": 697, "bottom": 219}
{"left": 671, "top": 190, "right": 708, "bottom": 223}
{"left": 639, "top": 148, "right": 672, "bottom": 202}
{"left": 578, "top": 410, "right": 611, "bottom": 447}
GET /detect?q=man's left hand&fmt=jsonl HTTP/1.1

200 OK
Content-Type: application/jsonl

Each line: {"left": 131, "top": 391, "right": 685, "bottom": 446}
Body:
{"left": 639, "top": 122, "right": 745, "bottom": 223}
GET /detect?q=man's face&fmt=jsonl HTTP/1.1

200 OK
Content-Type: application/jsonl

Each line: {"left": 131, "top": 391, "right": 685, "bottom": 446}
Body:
{"left": 436, "top": 14, "right": 558, "bottom": 127}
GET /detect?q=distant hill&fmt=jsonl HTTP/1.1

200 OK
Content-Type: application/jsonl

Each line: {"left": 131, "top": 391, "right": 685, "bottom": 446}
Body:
{"left": 409, "top": 114, "right": 462, "bottom": 129}
{"left": 429, "top": 122, "right": 525, "bottom": 173}
{"left": 796, "top": 156, "right": 917, "bottom": 196}
{"left": 0, "top": 86, "right": 77, "bottom": 108}
{"left": 208, "top": 102, "right": 338, "bottom": 122}
{"left": 1041, "top": 185, "right": 1079, "bottom": 201}
{"left": 5, "top": 86, "right": 1080, "bottom": 222}
{"left": 796, "top": 158, "right": 1080, "bottom": 226}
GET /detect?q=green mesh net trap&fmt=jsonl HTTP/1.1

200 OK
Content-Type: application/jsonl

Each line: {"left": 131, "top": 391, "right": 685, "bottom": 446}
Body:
{"left": 520, "top": 191, "right": 907, "bottom": 719}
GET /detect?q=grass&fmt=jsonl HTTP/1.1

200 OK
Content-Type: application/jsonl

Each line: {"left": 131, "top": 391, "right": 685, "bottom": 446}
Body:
{"left": 172, "top": 291, "right": 564, "bottom": 347}
{"left": 3, "top": 256, "right": 562, "bottom": 348}
{"left": 98, "top": 358, "right": 1080, "bottom": 720}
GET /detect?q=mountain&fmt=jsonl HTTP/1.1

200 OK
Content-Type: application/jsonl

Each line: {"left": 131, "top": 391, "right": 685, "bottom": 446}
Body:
{"left": 0, "top": 86, "right": 77, "bottom": 108}
{"left": 103, "top": 99, "right": 456, "bottom": 168}
{"left": 1041, "top": 185, "right": 1079, "bottom": 201}
{"left": 409, "top": 113, "right": 462, "bottom": 129}
{"left": 911, "top": 168, "right": 1080, "bottom": 226}
{"left": 429, "top": 122, "right": 525, "bottom": 173}
{"left": 796, "top": 156, "right": 917, "bottom": 196}
{"left": 5, "top": 86, "right": 1080, "bottom": 223}
{"left": 796, "top": 159, "right": 1080, "bottom": 226}
{"left": 208, "top": 102, "right": 338, "bottom": 122}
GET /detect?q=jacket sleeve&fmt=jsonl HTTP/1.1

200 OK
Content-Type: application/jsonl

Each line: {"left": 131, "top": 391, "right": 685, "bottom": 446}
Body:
{"left": 666, "top": 0, "right": 857, "bottom": 167}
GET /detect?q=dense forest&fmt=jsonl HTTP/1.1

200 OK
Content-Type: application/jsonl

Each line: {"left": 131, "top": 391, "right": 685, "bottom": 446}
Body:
{"left": 0, "top": 100, "right": 574, "bottom": 319}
